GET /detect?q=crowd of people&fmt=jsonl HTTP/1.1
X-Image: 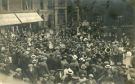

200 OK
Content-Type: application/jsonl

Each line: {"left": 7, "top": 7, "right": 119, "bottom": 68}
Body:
{"left": 0, "top": 21, "right": 135, "bottom": 84}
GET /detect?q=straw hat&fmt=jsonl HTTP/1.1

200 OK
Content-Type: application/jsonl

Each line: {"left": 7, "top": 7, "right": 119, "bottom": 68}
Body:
{"left": 105, "top": 65, "right": 112, "bottom": 69}
{"left": 89, "top": 74, "right": 94, "bottom": 78}
{"left": 16, "top": 68, "right": 22, "bottom": 72}
{"left": 31, "top": 54, "right": 36, "bottom": 58}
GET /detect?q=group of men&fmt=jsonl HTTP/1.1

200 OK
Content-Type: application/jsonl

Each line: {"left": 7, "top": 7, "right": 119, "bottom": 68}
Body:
{"left": 0, "top": 22, "right": 135, "bottom": 84}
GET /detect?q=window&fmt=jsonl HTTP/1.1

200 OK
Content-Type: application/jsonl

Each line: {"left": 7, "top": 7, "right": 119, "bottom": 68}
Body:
{"left": 58, "top": 9, "right": 65, "bottom": 25}
{"left": 58, "top": 0, "right": 65, "bottom": 7}
{"left": 48, "top": 15, "right": 53, "bottom": 28}
{"left": 40, "top": 0, "right": 44, "bottom": 9}
{"left": 2, "top": 0, "right": 8, "bottom": 10}
{"left": 22, "top": 0, "right": 33, "bottom": 10}
{"left": 48, "top": 0, "right": 53, "bottom": 9}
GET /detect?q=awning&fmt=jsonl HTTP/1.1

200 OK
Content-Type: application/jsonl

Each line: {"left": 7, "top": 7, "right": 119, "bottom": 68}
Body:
{"left": 15, "top": 12, "right": 43, "bottom": 23}
{"left": 0, "top": 14, "right": 21, "bottom": 26}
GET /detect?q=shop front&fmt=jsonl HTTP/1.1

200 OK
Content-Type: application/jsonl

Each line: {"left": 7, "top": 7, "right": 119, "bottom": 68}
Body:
{"left": 0, "top": 13, "right": 21, "bottom": 38}
{"left": 0, "top": 12, "right": 43, "bottom": 46}
{"left": 0, "top": 12, "right": 43, "bottom": 34}
{"left": 15, "top": 12, "right": 43, "bottom": 33}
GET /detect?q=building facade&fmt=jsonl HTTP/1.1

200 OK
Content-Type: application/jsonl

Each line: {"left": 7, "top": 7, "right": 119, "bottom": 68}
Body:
{"left": 0, "top": 0, "right": 49, "bottom": 28}
{"left": 54, "top": 0, "right": 67, "bottom": 28}
{"left": 0, "top": 0, "right": 69, "bottom": 28}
